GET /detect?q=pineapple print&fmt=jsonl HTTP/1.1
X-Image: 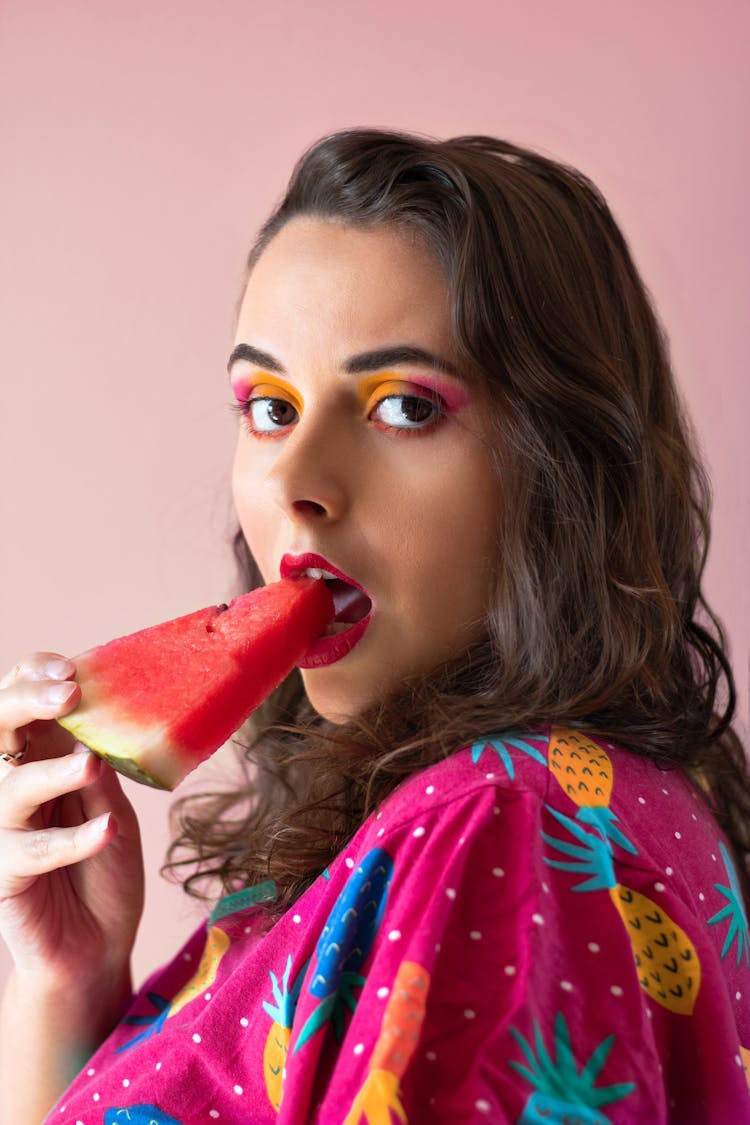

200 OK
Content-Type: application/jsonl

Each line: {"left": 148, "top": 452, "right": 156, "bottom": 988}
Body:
{"left": 740, "top": 1046, "right": 750, "bottom": 1091}
{"left": 547, "top": 728, "right": 636, "bottom": 854}
{"left": 707, "top": 841, "right": 750, "bottom": 966}
{"left": 294, "top": 847, "right": 394, "bottom": 1053}
{"left": 343, "top": 960, "right": 431, "bottom": 1125}
{"left": 261, "top": 954, "right": 309, "bottom": 1112}
{"left": 469, "top": 731, "right": 546, "bottom": 781}
{"left": 544, "top": 808, "right": 702, "bottom": 1015}
{"left": 104, "top": 1107, "right": 184, "bottom": 1124}
{"left": 119, "top": 924, "right": 232, "bottom": 1051}
{"left": 509, "top": 1011, "right": 635, "bottom": 1124}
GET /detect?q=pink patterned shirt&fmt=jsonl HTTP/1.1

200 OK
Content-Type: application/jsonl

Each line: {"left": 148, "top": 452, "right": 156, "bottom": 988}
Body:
{"left": 46, "top": 729, "right": 750, "bottom": 1123}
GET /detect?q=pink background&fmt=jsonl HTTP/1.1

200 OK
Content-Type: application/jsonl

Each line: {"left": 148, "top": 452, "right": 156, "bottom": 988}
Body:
{"left": 1, "top": 1, "right": 748, "bottom": 994}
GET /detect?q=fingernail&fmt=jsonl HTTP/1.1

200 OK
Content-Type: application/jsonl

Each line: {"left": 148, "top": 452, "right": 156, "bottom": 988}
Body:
{"left": 46, "top": 681, "right": 77, "bottom": 704}
{"left": 46, "top": 658, "right": 73, "bottom": 680}
{"left": 85, "top": 812, "right": 111, "bottom": 839}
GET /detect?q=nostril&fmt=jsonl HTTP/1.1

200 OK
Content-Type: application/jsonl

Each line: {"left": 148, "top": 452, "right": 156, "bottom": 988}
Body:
{"left": 292, "top": 499, "right": 326, "bottom": 516}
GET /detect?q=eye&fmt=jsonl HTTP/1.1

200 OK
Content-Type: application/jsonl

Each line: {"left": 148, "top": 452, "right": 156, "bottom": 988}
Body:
{"left": 369, "top": 391, "right": 444, "bottom": 434}
{"left": 246, "top": 395, "right": 299, "bottom": 435}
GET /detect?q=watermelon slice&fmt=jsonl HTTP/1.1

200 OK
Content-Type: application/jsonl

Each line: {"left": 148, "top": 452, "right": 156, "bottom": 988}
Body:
{"left": 57, "top": 577, "right": 334, "bottom": 790}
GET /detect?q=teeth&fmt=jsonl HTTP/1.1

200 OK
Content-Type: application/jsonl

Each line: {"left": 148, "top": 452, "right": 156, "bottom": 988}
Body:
{"left": 303, "top": 567, "right": 337, "bottom": 581}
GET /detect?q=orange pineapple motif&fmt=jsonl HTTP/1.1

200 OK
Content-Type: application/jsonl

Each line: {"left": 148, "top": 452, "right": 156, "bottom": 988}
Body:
{"left": 343, "top": 960, "right": 431, "bottom": 1125}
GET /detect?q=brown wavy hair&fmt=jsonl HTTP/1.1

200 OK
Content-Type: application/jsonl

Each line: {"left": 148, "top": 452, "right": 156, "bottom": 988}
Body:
{"left": 165, "top": 128, "right": 749, "bottom": 911}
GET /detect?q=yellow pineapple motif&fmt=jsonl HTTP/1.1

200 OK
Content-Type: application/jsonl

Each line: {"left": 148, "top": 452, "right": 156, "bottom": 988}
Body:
{"left": 740, "top": 1045, "right": 750, "bottom": 1090}
{"left": 262, "top": 955, "right": 308, "bottom": 1112}
{"left": 610, "top": 885, "right": 700, "bottom": 1016}
{"left": 544, "top": 804, "right": 701, "bottom": 1016}
{"left": 169, "top": 925, "right": 231, "bottom": 1018}
{"left": 343, "top": 960, "right": 431, "bottom": 1125}
{"left": 547, "top": 728, "right": 636, "bottom": 854}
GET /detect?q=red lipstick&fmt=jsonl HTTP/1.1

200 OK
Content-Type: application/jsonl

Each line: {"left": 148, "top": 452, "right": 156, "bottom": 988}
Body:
{"left": 281, "top": 553, "right": 373, "bottom": 668}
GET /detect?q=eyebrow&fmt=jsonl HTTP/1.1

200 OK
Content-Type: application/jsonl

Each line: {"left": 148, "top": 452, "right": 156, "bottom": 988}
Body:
{"left": 227, "top": 342, "right": 459, "bottom": 378}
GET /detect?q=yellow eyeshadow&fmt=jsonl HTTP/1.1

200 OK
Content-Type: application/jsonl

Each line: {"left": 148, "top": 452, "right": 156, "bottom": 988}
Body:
{"left": 249, "top": 375, "right": 304, "bottom": 415}
{"left": 358, "top": 374, "right": 416, "bottom": 414}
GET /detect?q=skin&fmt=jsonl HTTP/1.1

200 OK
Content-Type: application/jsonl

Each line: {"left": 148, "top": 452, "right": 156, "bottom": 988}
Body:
{"left": 231, "top": 217, "right": 502, "bottom": 722}
{"left": 0, "top": 218, "right": 502, "bottom": 1121}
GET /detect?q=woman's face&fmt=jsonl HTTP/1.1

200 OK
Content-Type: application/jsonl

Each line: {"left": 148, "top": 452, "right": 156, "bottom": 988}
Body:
{"left": 230, "top": 217, "right": 501, "bottom": 722}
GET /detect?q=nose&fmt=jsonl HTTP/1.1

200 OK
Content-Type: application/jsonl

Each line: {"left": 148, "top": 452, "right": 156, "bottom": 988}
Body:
{"left": 263, "top": 412, "right": 351, "bottom": 523}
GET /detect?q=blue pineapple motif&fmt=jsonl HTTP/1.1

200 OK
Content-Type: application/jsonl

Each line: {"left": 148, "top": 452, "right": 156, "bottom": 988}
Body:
{"left": 294, "top": 847, "right": 393, "bottom": 1051}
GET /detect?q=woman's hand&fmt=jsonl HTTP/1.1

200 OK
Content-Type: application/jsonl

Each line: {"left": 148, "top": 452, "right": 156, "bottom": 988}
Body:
{"left": 0, "top": 653, "right": 144, "bottom": 986}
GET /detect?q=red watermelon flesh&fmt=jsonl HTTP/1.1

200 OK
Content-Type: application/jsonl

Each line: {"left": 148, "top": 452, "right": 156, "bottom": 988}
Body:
{"left": 57, "top": 577, "right": 334, "bottom": 790}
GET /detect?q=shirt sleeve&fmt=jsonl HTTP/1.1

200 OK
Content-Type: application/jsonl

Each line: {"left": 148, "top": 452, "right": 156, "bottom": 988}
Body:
{"left": 280, "top": 778, "right": 663, "bottom": 1124}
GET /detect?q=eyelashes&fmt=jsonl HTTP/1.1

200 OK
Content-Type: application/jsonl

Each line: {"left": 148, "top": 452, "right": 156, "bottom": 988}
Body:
{"left": 230, "top": 380, "right": 448, "bottom": 439}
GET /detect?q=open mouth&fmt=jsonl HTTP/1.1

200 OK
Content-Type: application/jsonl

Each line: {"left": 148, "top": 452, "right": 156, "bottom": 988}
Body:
{"left": 323, "top": 576, "right": 373, "bottom": 635}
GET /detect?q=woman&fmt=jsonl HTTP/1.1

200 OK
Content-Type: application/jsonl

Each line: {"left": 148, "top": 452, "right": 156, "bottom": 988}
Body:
{"left": 1, "top": 129, "right": 748, "bottom": 1123}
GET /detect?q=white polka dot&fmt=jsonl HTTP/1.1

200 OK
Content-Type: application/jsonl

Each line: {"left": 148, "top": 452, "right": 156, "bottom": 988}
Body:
{"left": 293, "top": 914, "right": 301, "bottom": 924}
{"left": 93, "top": 1093, "right": 100, "bottom": 1102}
{"left": 183, "top": 952, "right": 193, "bottom": 961}
{"left": 662, "top": 788, "right": 669, "bottom": 795}
{"left": 458, "top": 836, "right": 465, "bottom": 846}
{"left": 59, "top": 1108, "right": 66, "bottom": 1115}
{"left": 560, "top": 981, "right": 573, "bottom": 992}
{"left": 735, "top": 1055, "right": 743, "bottom": 1067}
{"left": 244, "top": 925, "right": 251, "bottom": 934}
{"left": 435, "top": 942, "right": 442, "bottom": 953}
{"left": 156, "top": 1061, "right": 162, "bottom": 1070}
{"left": 504, "top": 965, "right": 516, "bottom": 976}
{"left": 665, "top": 867, "right": 673, "bottom": 876}
{"left": 234, "top": 1084, "right": 243, "bottom": 1095}
{"left": 353, "top": 1042, "right": 365, "bottom": 1055}
{"left": 377, "top": 986, "right": 390, "bottom": 999}
{"left": 446, "top": 887, "right": 457, "bottom": 899}
{"left": 376, "top": 811, "right": 382, "bottom": 819}
{"left": 425, "top": 785, "right": 435, "bottom": 795}
{"left": 464, "top": 1009, "right": 476, "bottom": 1019}
{"left": 377, "top": 827, "right": 384, "bottom": 837}
{"left": 610, "top": 985, "right": 624, "bottom": 997}
{"left": 492, "top": 867, "right": 505, "bottom": 877}
{"left": 532, "top": 913, "right": 544, "bottom": 925}
{"left": 493, "top": 806, "right": 500, "bottom": 815}
{"left": 476, "top": 1099, "right": 492, "bottom": 1114}
{"left": 711, "top": 853, "right": 717, "bottom": 862}
{"left": 485, "top": 772, "right": 495, "bottom": 779}
{"left": 426, "top": 1050, "right": 437, "bottom": 1061}
{"left": 87, "top": 1068, "right": 95, "bottom": 1076}
{"left": 674, "top": 831, "right": 681, "bottom": 840}
{"left": 691, "top": 813, "right": 697, "bottom": 821}
{"left": 205, "top": 992, "right": 212, "bottom": 1001}
{"left": 210, "top": 1113, "right": 220, "bottom": 1120}
{"left": 654, "top": 882, "right": 666, "bottom": 893}
{"left": 193, "top": 1033, "right": 202, "bottom": 1043}
{"left": 345, "top": 857, "right": 355, "bottom": 868}
{"left": 698, "top": 892, "right": 705, "bottom": 901}
{"left": 76, "top": 1121, "right": 84, "bottom": 1125}
{"left": 588, "top": 942, "right": 600, "bottom": 953}
{"left": 470, "top": 931, "right": 482, "bottom": 940}
{"left": 413, "top": 826, "right": 426, "bottom": 838}
{"left": 388, "top": 929, "right": 402, "bottom": 941}
{"left": 736, "top": 991, "right": 742, "bottom": 1001}
{"left": 240, "top": 1016, "right": 249, "bottom": 1027}
{"left": 542, "top": 882, "right": 550, "bottom": 893}
{"left": 646, "top": 1008, "right": 652, "bottom": 1019}
{"left": 122, "top": 1079, "right": 130, "bottom": 1088}
{"left": 638, "top": 796, "right": 646, "bottom": 805}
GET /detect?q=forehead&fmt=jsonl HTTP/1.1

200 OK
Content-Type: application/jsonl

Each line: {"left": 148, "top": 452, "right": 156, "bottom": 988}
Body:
{"left": 236, "top": 217, "right": 452, "bottom": 354}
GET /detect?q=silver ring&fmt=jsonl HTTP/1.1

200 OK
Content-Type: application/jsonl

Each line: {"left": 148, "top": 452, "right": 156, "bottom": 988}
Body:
{"left": 1, "top": 732, "right": 29, "bottom": 764}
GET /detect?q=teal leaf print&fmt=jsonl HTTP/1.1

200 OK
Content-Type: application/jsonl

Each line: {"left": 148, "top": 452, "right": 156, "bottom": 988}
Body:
{"left": 469, "top": 731, "right": 547, "bottom": 780}
{"left": 542, "top": 806, "right": 616, "bottom": 892}
{"left": 707, "top": 841, "right": 750, "bottom": 966}
{"left": 509, "top": 1012, "right": 635, "bottom": 1124}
